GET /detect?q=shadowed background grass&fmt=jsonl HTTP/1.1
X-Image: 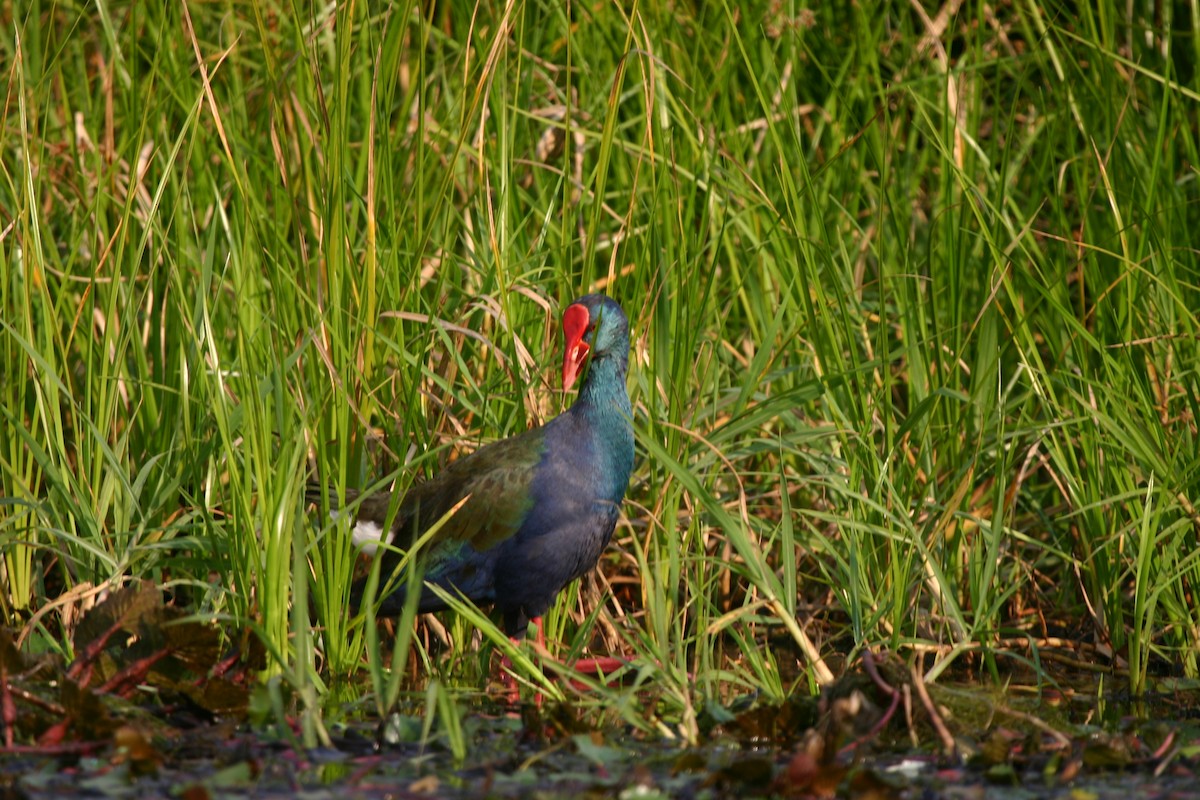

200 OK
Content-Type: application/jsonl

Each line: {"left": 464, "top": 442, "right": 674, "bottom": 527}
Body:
{"left": 2, "top": 0, "right": 1199, "bottom": 743}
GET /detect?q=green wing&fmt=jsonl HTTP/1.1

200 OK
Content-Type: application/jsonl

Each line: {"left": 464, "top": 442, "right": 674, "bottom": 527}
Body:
{"left": 351, "top": 426, "right": 545, "bottom": 554}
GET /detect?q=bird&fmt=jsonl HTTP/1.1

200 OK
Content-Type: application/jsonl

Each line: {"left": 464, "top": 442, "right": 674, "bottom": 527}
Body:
{"left": 313, "top": 294, "right": 634, "bottom": 679}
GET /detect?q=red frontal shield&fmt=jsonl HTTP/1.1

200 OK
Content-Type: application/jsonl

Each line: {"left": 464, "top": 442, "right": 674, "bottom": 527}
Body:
{"left": 561, "top": 303, "right": 591, "bottom": 390}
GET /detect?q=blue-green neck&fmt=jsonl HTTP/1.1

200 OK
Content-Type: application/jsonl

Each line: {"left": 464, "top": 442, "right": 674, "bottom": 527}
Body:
{"left": 574, "top": 346, "right": 634, "bottom": 499}
{"left": 577, "top": 348, "right": 631, "bottom": 420}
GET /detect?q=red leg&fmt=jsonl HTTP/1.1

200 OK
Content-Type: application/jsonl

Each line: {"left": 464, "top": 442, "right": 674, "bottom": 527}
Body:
{"left": 529, "top": 617, "right": 546, "bottom": 705}
{"left": 531, "top": 616, "right": 546, "bottom": 651}
{"left": 499, "top": 634, "right": 523, "bottom": 704}
{"left": 499, "top": 619, "right": 545, "bottom": 705}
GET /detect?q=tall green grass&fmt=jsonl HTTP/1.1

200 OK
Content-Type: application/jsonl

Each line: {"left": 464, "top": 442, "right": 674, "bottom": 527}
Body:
{"left": 2, "top": 0, "right": 1198, "bottom": 732}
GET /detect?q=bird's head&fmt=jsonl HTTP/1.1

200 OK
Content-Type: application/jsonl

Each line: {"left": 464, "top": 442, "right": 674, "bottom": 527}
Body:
{"left": 561, "top": 294, "right": 629, "bottom": 391}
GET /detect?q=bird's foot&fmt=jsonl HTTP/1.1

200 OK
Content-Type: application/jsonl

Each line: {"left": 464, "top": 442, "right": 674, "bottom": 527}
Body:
{"left": 568, "top": 656, "right": 632, "bottom": 675}
{"left": 497, "top": 618, "right": 637, "bottom": 704}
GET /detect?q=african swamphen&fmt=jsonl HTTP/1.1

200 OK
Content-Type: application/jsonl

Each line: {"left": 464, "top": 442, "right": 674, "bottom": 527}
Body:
{"left": 321, "top": 294, "right": 634, "bottom": 669}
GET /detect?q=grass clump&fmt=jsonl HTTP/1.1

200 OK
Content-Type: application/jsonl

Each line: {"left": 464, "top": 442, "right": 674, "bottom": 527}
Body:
{"left": 2, "top": 0, "right": 1198, "bottom": 737}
